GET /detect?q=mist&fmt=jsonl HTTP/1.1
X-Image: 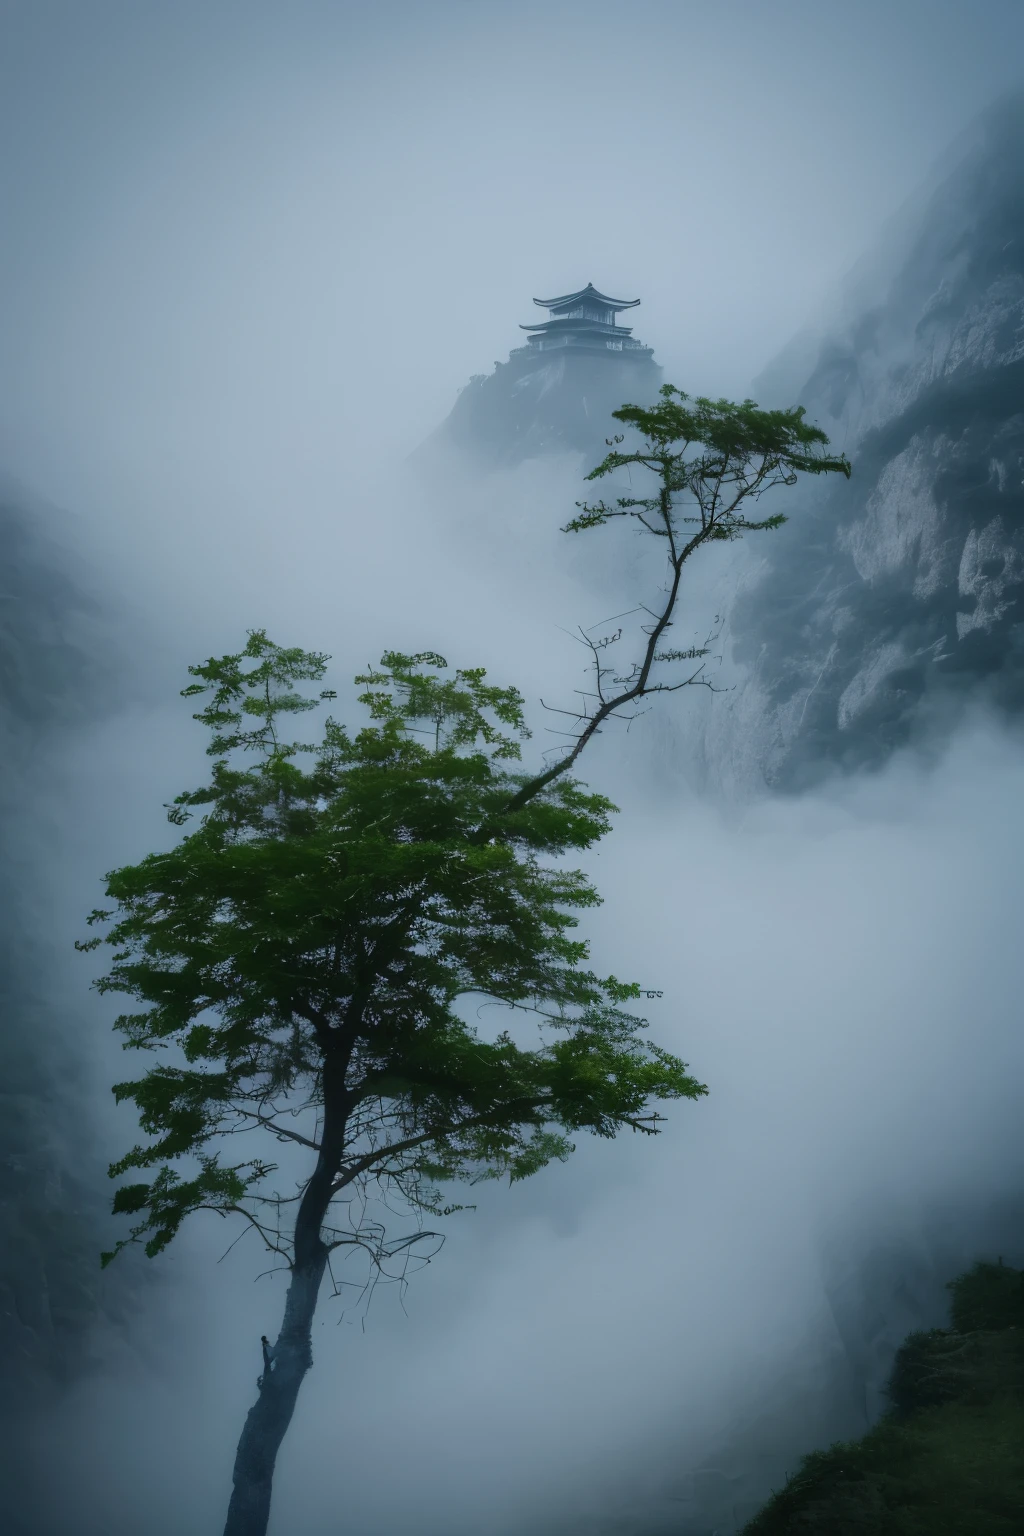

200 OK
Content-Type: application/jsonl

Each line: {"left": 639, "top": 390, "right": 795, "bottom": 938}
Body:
{"left": 32, "top": 697, "right": 1024, "bottom": 1534}
{"left": 3, "top": 3, "right": 1024, "bottom": 1532}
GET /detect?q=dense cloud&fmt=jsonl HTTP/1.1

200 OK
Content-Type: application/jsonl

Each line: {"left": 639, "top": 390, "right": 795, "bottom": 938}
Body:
{"left": 2, "top": 4, "right": 1024, "bottom": 1533}
{"left": 28, "top": 692, "right": 1024, "bottom": 1535}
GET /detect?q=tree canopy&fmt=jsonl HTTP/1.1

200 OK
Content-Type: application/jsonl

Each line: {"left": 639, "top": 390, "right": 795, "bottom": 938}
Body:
{"left": 84, "top": 635, "right": 704, "bottom": 1276}
{"left": 80, "top": 381, "right": 851, "bottom": 1536}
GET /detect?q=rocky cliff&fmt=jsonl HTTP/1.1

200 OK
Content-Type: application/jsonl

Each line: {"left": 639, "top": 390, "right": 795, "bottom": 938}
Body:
{"left": 410, "top": 195, "right": 1024, "bottom": 1533}
{"left": 422, "top": 321, "right": 662, "bottom": 469}
{"left": 0, "top": 479, "right": 138, "bottom": 1528}
{"left": 704, "top": 94, "right": 1024, "bottom": 792}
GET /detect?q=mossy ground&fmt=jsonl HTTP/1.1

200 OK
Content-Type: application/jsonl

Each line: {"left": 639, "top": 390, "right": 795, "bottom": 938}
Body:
{"left": 741, "top": 1263, "right": 1024, "bottom": 1535}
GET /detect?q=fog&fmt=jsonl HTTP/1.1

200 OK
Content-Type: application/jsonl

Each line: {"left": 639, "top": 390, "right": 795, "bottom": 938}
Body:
{"left": 3, "top": 3, "right": 1024, "bottom": 1532}
{"left": 33, "top": 700, "right": 1024, "bottom": 1534}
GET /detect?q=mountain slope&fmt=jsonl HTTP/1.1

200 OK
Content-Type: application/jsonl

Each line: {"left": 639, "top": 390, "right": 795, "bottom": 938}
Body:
{"left": 0, "top": 478, "right": 140, "bottom": 1530}
{"left": 708, "top": 94, "right": 1024, "bottom": 790}
{"left": 420, "top": 294, "right": 662, "bottom": 468}
{"left": 740, "top": 1260, "right": 1024, "bottom": 1534}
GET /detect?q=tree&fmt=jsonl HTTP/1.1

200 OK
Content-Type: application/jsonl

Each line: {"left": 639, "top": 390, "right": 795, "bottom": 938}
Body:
{"left": 82, "top": 386, "right": 849, "bottom": 1536}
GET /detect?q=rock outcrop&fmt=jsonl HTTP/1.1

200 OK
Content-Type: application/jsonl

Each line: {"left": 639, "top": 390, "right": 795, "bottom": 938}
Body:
{"left": 708, "top": 94, "right": 1024, "bottom": 791}
{"left": 421, "top": 294, "right": 662, "bottom": 468}
{"left": 0, "top": 478, "right": 137, "bottom": 1528}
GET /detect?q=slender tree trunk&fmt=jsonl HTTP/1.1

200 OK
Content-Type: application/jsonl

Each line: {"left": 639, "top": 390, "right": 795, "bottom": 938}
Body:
{"left": 222, "top": 1250, "right": 327, "bottom": 1536}
{"left": 222, "top": 1054, "right": 350, "bottom": 1536}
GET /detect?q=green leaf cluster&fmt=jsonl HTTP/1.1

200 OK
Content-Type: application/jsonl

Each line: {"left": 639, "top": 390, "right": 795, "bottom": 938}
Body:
{"left": 89, "top": 632, "right": 704, "bottom": 1264}
{"left": 742, "top": 1261, "right": 1024, "bottom": 1534}
{"left": 564, "top": 384, "right": 850, "bottom": 543}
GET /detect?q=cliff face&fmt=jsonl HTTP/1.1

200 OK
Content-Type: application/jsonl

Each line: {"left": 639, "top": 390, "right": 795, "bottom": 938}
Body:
{"left": 0, "top": 480, "right": 137, "bottom": 1528}
{"left": 426, "top": 338, "right": 662, "bottom": 469}
{"left": 707, "top": 95, "right": 1024, "bottom": 791}
{"left": 412, "top": 234, "right": 1024, "bottom": 1531}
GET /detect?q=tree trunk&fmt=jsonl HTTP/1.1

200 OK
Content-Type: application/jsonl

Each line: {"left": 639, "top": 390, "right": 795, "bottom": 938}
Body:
{"left": 223, "top": 1054, "right": 350, "bottom": 1536}
{"left": 222, "top": 1252, "right": 328, "bottom": 1536}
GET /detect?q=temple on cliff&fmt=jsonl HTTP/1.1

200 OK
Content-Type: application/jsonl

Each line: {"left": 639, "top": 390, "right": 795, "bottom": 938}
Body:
{"left": 517, "top": 282, "right": 654, "bottom": 359}
{"left": 424, "top": 280, "right": 661, "bottom": 466}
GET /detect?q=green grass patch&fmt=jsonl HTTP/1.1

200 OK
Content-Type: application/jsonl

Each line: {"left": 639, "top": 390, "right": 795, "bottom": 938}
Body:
{"left": 741, "top": 1263, "right": 1024, "bottom": 1534}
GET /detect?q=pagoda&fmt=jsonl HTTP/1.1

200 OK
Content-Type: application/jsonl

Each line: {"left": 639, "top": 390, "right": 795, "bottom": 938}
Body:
{"left": 422, "top": 281, "right": 662, "bottom": 466}
{"left": 517, "top": 281, "right": 654, "bottom": 358}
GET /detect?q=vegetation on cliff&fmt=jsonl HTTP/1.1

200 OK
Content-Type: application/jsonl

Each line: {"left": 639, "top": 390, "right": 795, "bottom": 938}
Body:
{"left": 84, "top": 389, "right": 850, "bottom": 1536}
{"left": 741, "top": 1260, "right": 1024, "bottom": 1534}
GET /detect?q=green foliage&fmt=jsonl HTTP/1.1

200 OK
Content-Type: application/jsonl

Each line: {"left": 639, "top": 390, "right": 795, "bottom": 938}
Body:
{"left": 564, "top": 384, "right": 850, "bottom": 543}
{"left": 86, "top": 385, "right": 854, "bottom": 1277}
{"left": 948, "top": 1260, "right": 1024, "bottom": 1332}
{"left": 81, "top": 384, "right": 855, "bottom": 1533}
{"left": 742, "top": 1260, "right": 1024, "bottom": 1534}
{"left": 88, "top": 633, "right": 705, "bottom": 1265}
{"left": 887, "top": 1326, "right": 1024, "bottom": 1417}
{"left": 742, "top": 1398, "right": 1024, "bottom": 1534}
{"left": 886, "top": 1329, "right": 975, "bottom": 1416}
{"left": 82, "top": 383, "right": 860, "bottom": 1536}
{"left": 102, "top": 1158, "right": 263, "bottom": 1266}
{"left": 519, "top": 385, "right": 854, "bottom": 804}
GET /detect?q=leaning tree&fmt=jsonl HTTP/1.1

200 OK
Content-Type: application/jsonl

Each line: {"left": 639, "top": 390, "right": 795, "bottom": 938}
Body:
{"left": 82, "top": 387, "right": 849, "bottom": 1535}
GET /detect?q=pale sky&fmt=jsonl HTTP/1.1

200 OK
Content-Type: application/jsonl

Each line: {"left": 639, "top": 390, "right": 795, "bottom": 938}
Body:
{"left": 2, "top": 0, "right": 1024, "bottom": 484}
{"left": 5, "top": 6, "right": 1024, "bottom": 1533}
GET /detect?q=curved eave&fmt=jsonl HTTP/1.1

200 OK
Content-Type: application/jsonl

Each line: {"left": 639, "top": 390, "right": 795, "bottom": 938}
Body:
{"left": 533, "top": 283, "right": 641, "bottom": 312}
{"left": 520, "top": 320, "right": 634, "bottom": 336}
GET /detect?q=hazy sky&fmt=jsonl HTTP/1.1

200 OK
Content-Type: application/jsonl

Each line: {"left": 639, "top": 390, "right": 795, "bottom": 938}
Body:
{"left": 5, "top": 5, "right": 1024, "bottom": 1534}
{"left": 3, "top": 0, "right": 1024, "bottom": 486}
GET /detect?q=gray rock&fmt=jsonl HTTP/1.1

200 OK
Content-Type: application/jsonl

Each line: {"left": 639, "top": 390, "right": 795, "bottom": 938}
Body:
{"left": 0, "top": 475, "right": 146, "bottom": 1525}
{"left": 421, "top": 307, "right": 663, "bottom": 469}
{"left": 708, "top": 93, "right": 1024, "bottom": 791}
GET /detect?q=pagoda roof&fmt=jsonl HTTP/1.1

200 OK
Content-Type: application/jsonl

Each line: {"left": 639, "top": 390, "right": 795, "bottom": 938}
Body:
{"left": 533, "top": 282, "right": 641, "bottom": 313}
{"left": 520, "top": 318, "right": 634, "bottom": 335}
